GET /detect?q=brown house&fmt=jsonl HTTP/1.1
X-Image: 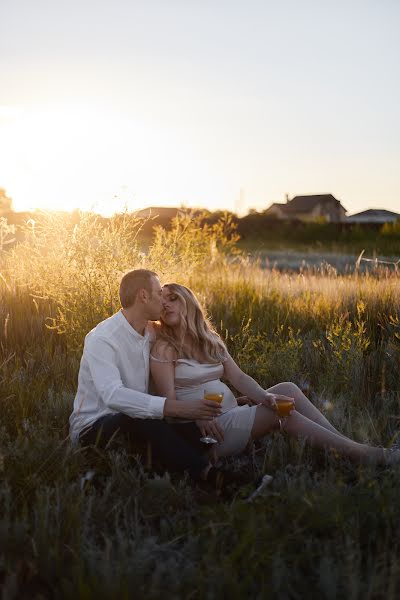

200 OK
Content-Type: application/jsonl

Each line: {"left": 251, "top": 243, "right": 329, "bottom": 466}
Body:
{"left": 135, "top": 206, "right": 184, "bottom": 220}
{"left": 134, "top": 206, "right": 187, "bottom": 234}
{"left": 264, "top": 194, "right": 347, "bottom": 223}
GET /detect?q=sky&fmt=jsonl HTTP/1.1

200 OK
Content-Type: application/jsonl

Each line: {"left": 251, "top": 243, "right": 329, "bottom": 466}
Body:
{"left": 0, "top": 0, "right": 399, "bottom": 216}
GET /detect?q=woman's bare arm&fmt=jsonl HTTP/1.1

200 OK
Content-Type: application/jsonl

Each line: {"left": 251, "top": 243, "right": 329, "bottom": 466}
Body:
{"left": 150, "top": 342, "right": 177, "bottom": 399}
{"left": 223, "top": 353, "right": 294, "bottom": 410}
{"left": 150, "top": 342, "right": 222, "bottom": 420}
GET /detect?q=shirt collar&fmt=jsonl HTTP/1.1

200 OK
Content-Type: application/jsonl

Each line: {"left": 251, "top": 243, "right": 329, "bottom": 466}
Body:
{"left": 117, "top": 309, "right": 150, "bottom": 341}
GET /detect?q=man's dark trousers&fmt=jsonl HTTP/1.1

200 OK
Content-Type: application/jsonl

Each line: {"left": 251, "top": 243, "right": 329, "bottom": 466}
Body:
{"left": 79, "top": 413, "right": 208, "bottom": 481}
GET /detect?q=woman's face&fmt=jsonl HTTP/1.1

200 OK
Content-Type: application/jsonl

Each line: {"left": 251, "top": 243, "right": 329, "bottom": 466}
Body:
{"left": 161, "top": 287, "right": 185, "bottom": 328}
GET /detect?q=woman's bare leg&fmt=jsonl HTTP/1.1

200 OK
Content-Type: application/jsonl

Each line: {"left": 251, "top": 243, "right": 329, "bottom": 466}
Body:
{"left": 251, "top": 405, "right": 386, "bottom": 464}
{"left": 267, "top": 382, "right": 346, "bottom": 438}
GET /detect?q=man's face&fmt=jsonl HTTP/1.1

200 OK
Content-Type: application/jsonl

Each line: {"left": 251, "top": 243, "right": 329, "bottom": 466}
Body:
{"left": 146, "top": 276, "right": 163, "bottom": 320}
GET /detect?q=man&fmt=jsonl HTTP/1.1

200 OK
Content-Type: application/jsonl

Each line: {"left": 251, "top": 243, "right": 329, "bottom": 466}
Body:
{"left": 69, "top": 269, "right": 223, "bottom": 484}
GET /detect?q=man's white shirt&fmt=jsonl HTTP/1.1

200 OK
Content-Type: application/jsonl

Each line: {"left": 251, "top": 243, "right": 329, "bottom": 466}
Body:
{"left": 69, "top": 310, "right": 166, "bottom": 443}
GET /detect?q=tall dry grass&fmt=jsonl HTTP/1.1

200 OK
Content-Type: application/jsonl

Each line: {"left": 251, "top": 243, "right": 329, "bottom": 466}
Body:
{"left": 1, "top": 211, "right": 400, "bottom": 598}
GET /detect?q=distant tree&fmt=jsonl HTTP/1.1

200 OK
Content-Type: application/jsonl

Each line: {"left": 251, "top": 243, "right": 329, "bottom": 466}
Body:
{"left": 0, "top": 188, "right": 13, "bottom": 214}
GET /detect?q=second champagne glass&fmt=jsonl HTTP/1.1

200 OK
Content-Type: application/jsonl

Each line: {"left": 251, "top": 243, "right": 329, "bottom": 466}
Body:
{"left": 275, "top": 398, "right": 295, "bottom": 431}
{"left": 199, "top": 388, "right": 224, "bottom": 445}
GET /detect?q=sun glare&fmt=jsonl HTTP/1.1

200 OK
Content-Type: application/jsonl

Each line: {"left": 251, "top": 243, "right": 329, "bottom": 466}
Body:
{"left": 1, "top": 105, "right": 216, "bottom": 216}
{"left": 0, "top": 106, "right": 140, "bottom": 214}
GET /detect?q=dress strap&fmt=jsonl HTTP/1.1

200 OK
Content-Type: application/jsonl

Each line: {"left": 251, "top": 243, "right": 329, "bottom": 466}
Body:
{"left": 150, "top": 354, "right": 176, "bottom": 364}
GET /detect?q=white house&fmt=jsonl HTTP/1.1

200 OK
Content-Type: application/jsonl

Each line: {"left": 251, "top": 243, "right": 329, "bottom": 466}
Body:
{"left": 346, "top": 209, "right": 400, "bottom": 224}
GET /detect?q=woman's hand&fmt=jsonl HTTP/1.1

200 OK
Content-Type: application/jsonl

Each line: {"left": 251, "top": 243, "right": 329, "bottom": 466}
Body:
{"left": 196, "top": 419, "right": 224, "bottom": 443}
{"left": 223, "top": 354, "right": 295, "bottom": 411}
{"left": 245, "top": 391, "right": 295, "bottom": 412}
{"left": 260, "top": 392, "right": 295, "bottom": 412}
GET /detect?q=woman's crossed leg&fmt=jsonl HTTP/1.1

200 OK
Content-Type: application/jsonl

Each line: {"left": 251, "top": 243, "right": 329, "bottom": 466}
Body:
{"left": 250, "top": 398, "right": 387, "bottom": 465}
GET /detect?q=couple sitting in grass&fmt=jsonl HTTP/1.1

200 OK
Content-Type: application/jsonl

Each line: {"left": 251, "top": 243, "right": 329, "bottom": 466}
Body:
{"left": 69, "top": 269, "right": 400, "bottom": 494}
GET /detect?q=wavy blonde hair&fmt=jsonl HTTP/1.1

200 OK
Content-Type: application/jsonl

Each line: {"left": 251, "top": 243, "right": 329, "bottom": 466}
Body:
{"left": 157, "top": 283, "right": 227, "bottom": 363}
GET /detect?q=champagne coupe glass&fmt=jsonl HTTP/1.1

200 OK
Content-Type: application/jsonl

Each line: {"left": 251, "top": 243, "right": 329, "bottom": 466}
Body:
{"left": 200, "top": 388, "right": 224, "bottom": 445}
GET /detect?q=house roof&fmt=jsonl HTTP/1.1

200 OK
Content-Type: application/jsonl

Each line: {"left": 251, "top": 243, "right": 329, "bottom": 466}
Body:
{"left": 135, "top": 206, "right": 183, "bottom": 219}
{"left": 266, "top": 195, "right": 346, "bottom": 215}
{"left": 288, "top": 194, "right": 345, "bottom": 212}
{"left": 347, "top": 209, "right": 400, "bottom": 223}
{"left": 348, "top": 209, "right": 399, "bottom": 218}
{"left": 267, "top": 203, "right": 285, "bottom": 209}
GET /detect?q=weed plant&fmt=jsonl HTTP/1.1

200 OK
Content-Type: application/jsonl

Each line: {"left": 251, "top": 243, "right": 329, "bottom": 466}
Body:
{"left": 0, "top": 212, "right": 400, "bottom": 598}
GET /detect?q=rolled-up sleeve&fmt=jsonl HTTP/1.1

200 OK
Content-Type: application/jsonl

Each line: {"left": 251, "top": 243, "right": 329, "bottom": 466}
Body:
{"left": 85, "top": 336, "right": 165, "bottom": 419}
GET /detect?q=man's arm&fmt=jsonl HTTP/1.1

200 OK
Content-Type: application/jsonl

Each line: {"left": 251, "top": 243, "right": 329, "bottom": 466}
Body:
{"left": 85, "top": 336, "right": 165, "bottom": 419}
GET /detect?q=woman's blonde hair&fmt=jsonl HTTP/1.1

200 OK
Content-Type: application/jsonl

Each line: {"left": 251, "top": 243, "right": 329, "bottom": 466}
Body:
{"left": 157, "top": 283, "right": 227, "bottom": 363}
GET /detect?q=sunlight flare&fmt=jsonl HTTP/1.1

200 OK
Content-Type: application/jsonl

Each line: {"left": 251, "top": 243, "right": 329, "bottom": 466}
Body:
{"left": 0, "top": 105, "right": 218, "bottom": 215}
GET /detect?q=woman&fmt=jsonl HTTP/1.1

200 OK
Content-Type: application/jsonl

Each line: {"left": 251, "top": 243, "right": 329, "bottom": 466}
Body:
{"left": 150, "top": 283, "right": 399, "bottom": 466}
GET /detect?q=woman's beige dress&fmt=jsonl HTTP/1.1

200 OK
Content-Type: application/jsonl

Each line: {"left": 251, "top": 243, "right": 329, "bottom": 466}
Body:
{"left": 152, "top": 356, "right": 257, "bottom": 457}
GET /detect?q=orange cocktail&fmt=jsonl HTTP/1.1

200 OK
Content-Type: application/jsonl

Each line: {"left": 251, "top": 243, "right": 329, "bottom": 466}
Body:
{"left": 200, "top": 390, "right": 224, "bottom": 445}
{"left": 204, "top": 391, "right": 224, "bottom": 404}
{"left": 276, "top": 399, "right": 295, "bottom": 418}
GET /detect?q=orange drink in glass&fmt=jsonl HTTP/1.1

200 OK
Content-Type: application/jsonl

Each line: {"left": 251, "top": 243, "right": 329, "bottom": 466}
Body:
{"left": 276, "top": 399, "right": 295, "bottom": 418}
{"left": 200, "top": 389, "right": 224, "bottom": 445}
{"left": 204, "top": 390, "right": 224, "bottom": 404}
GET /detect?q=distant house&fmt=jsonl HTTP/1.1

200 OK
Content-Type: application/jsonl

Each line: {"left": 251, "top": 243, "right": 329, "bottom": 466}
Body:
{"left": 264, "top": 194, "right": 347, "bottom": 223}
{"left": 346, "top": 209, "right": 400, "bottom": 224}
{"left": 134, "top": 206, "right": 187, "bottom": 234}
{"left": 135, "top": 206, "right": 184, "bottom": 220}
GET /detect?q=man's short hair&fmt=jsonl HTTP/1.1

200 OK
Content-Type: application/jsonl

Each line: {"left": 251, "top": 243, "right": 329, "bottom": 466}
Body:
{"left": 119, "top": 269, "right": 158, "bottom": 308}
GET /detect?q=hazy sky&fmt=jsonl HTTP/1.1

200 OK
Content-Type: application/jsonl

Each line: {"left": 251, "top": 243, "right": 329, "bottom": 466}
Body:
{"left": 1, "top": 0, "right": 399, "bottom": 215}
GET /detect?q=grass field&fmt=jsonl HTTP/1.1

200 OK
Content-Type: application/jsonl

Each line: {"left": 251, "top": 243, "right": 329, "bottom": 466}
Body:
{"left": 1, "top": 211, "right": 400, "bottom": 598}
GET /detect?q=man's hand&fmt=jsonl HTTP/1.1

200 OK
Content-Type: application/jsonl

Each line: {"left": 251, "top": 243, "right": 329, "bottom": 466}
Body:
{"left": 164, "top": 398, "right": 222, "bottom": 420}
{"left": 196, "top": 419, "right": 224, "bottom": 443}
